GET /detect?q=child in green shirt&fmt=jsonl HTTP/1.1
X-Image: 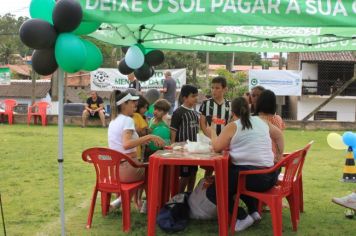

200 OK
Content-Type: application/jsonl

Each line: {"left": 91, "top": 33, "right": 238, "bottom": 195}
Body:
{"left": 144, "top": 99, "right": 171, "bottom": 162}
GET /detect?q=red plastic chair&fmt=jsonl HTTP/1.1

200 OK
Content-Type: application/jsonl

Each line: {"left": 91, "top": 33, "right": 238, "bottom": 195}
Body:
{"left": 278, "top": 141, "right": 314, "bottom": 220}
{"left": 27, "top": 101, "right": 50, "bottom": 126}
{"left": 0, "top": 99, "right": 17, "bottom": 125}
{"left": 82, "top": 147, "right": 146, "bottom": 232}
{"left": 230, "top": 143, "right": 311, "bottom": 236}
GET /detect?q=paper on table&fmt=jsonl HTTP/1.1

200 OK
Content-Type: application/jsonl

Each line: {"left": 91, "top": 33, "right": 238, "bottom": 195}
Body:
{"left": 185, "top": 140, "right": 211, "bottom": 153}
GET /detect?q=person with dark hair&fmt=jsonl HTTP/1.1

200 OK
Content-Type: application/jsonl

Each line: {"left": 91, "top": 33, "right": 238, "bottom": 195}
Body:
{"left": 144, "top": 99, "right": 171, "bottom": 161}
{"left": 255, "top": 89, "right": 285, "bottom": 162}
{"left": 108, "top": 91, "right": 165, "bottom": 210}
{"left": 200, "top": 76, "right": 231, "bottom": 137}
{"left": 170, "top": 84, "right": 199, "bottom": 192}
{"left": 132, "top": 95, "right": 150, "bottom": 159}
{"left": 199, "top": 76, "right": 231, "bottom": 177}
{"left": 250, "top": 85, "right": 265, "bottom": 114}
{"left": 206, "top": 96, "right": 284, "bottom": 232}
{"left": 82, "top": 91, "right": 106, "bottom": 128}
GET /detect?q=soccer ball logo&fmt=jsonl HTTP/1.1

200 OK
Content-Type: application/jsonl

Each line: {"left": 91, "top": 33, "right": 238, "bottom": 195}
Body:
{"left": 93, "top": 70, "right": 110, "bottom": 88}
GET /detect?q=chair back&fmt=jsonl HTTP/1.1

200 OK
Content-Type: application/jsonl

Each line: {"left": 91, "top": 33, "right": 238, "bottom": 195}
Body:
{"left": 82, "top": 147, "right": 130, "bottom": 191}
{"left": 278, "top": 147, "right": 308, "bottom": 194}
{"left": 33, "top": 101, "right": 50, "bottom": 114}
{"left": 295, "top": 141, "right": 313, "bottom": 181}
{"left": 3, "top": 99, "right": 17, "bottom": 112}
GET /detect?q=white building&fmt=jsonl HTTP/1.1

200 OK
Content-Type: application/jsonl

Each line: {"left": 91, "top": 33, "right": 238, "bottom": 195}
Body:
{"left": 287, "top": 52, "right": 356, "bottom": 122}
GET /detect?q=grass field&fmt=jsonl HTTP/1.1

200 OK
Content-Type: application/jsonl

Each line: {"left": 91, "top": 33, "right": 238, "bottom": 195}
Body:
{"left": 1, "top": 124, "right": 355, "bottom": 236}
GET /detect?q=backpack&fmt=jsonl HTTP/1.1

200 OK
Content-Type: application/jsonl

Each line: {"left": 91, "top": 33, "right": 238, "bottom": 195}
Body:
{"left": 156, "top": 193, "right": 190, "bottom": 233}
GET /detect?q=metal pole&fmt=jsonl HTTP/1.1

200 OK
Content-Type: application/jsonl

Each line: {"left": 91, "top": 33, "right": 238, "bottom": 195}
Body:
{"left": 57, "top": 69, "right": 65, "bottom": 236}
{"left": 0, "top": 193, "right": 7, "bottom": 236}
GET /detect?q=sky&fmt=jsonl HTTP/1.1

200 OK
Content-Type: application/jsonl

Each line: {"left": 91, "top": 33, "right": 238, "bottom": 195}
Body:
{"left": 0, "top": 0, "right": 31, "bottom": 17}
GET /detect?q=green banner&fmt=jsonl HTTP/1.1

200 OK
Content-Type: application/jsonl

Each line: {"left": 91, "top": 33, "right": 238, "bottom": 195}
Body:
{"left": 91, "top": 24, "right": 356, "bottom": 52}
{"left": 0, "top": 67, "right": 11, "bottom": 85}
{"left": 81, "top": 0, "right": 356, "bottom": 27}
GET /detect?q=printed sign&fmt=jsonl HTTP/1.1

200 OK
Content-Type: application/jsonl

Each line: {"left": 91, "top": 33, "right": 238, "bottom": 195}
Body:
{"left": 91, "top": 68, "right": 186, "bottom": 91}
{"left": 249, "top": 70, "right": 302, "bottom": 96}
{"left": 0, "top": 67, "right": 11, "bottom": 85}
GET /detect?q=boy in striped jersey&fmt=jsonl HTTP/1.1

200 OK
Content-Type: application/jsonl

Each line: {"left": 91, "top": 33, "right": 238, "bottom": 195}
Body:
{"left": 199, "top": 76, "right": 231, "bottom": 177}
{"left": 170, "top": 84, "right": 199, "bottom": 192}
{"left": 199, "top": 76, "right": 231, "bottom": 138}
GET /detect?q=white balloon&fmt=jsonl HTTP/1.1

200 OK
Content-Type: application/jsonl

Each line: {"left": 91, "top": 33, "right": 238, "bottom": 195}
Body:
{"left": 125, "top": 45, "right": 144, "bottom": 69}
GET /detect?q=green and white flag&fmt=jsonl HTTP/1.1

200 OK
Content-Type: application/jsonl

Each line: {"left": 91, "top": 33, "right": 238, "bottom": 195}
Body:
{"left": 80, "top": 0, "right": 356, "bottom": 52}
{"left": 0, "top": 67, "right": 11, "bottom": 85}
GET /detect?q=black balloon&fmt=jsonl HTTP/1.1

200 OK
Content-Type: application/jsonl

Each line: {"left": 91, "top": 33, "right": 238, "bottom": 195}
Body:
{"left": 53, "top": 0, "right": 83, "bottom": 33}
{"left": 145, "top": 50, "right": 164, "bottom": 66}
{"left": 19, "top": 19, "right": 57, "bottom": 49}
{"left": 118, "top": 59, "right": 134, "bottom": 75}
{"left": 32, "top": 49, "right": 58, "bottom": 75}
{"left": 134, "top": 64, "right": 153, "bottom": 82}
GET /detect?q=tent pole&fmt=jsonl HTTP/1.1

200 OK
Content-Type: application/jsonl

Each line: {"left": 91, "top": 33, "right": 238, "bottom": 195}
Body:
{"left": 57, "top": 68, "right": 66, "bottom": 236}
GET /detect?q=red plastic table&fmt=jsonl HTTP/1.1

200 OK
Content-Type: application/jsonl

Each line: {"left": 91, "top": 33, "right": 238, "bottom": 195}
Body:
{"left": 147, "top": 147, "right": 229, "bottom": 236}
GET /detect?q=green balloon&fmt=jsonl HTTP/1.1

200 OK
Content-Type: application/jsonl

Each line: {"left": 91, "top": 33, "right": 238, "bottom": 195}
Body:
{"left": 73, "top": 21, "right": 101, "bottom": 35}
{"left": 55, "top": 33, "right": 87, "bottom": 73}
{"left": 29, "top": 0, "right": 55, "bottom": 24}
{"left": 144, "top": 48, "right": 154, "bottom": 55}
{"left": 149, "top": 125, "right": 171, "bottom": 151}
{"left": 136, "top": 43, "right": 146, "bottom": 54}
{"left": 81, "top": 39, "right": 103, "bottom": 71}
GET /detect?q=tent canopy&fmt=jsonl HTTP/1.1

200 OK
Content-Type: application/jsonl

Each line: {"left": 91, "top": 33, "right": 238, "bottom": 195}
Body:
{"left": 80, "top": 0, "right": 356, "bottom": 52}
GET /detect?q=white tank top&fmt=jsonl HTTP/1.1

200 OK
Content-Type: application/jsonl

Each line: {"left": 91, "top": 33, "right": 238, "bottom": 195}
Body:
{"left": 229, "top": 116, "right": 274, "bottom": 167}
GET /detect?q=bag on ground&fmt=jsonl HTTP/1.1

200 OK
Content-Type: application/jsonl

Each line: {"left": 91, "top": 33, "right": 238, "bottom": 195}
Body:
{"left": 188, "top": 177, "right": 217, "bottom": 220}
{"left": 156, "top": 192, "right": 190, "bottom": 233}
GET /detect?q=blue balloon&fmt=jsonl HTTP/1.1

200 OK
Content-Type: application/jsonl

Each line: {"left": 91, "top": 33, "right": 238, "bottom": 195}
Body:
{"left": 125, "top": 45, "right": 144, "bottom": 69}
{"left": 342, "top": 132, "right": 356, "bottom": 147}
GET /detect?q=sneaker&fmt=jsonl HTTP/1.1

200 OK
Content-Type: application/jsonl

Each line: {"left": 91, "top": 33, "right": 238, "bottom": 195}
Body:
{"left": 332, "top": 192, "right": 356, "bottom": 210}
{"left": 140, "top": 200, "right": 147, "bottom": 214}
{"left": 250, "top": 211, "right": 262, "bottom": 222}
{"left": 110, "top": 197, "right": 122, "bottom": 210}
{"left": 235, "top": 215, "right": 254, "bottom": 232}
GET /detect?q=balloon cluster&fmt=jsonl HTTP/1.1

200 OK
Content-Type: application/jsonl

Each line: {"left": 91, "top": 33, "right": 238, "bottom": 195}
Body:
{"left": 327, "top": 132, "right": 356, "bottom": 159}
{"left": 118, "top": 45, "right": 164, "bottom": 81}
{"left": 20, "top": 0, "right": 102, "bottom": 75}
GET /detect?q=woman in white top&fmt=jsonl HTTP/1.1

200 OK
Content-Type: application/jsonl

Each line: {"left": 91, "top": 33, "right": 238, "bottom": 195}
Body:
{"left": 108, "top": 91, "right": 165, "bottom": 183}
{"left": 206, "top": 96, "right": 284, "bottom": 232}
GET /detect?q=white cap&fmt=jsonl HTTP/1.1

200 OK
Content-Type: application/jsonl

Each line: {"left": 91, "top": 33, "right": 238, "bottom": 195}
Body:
{"left": 116, "top": 93, "right": 139, "bottom": 106}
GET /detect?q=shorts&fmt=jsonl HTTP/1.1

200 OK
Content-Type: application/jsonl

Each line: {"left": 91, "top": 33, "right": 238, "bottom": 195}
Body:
{"left": 89, "top": 112, "right": 100, "bottom": 118}
{"left": 180, "top": 165, "right": 198, "bottom": 177}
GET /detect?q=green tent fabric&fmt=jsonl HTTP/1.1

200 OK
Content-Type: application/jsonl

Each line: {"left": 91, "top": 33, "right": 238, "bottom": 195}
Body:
{"left": 80, "top": 0, "right": 356, "bottom": 52}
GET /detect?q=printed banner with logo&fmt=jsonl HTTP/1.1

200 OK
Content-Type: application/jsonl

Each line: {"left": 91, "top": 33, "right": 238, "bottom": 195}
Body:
{"left": 91, "top": 68, "right": 186, "bottom": 91}
{"left": 0, "top": 67, "right": 11, "bottom": 85}
{"left": 249, "top": 70, "right": 302, "bottom": 96}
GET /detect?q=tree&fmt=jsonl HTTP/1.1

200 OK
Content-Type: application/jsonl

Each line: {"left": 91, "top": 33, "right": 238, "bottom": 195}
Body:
{"left": 157, "top": 50, "right": 203, "bottom": 85}
{"left": 0, "top": 14, "right": 29, "bottom": 65}
{"left": 199, "top": 68, "right": 248, "bottom": 100}
{"left": 197, "top": 52, "right": 261, "bottom": 68}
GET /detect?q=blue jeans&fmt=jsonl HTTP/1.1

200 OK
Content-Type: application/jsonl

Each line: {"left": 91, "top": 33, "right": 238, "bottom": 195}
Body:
{"left": 168, "top": 101, "right": 175, "bottom": 115}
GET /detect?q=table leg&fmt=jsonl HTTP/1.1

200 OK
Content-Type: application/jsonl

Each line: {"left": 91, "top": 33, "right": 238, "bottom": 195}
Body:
{"left": 215, "top": 159, "right": 228, "bottom": 236}
{"left": 222, "top": 156, "right": 229, "bottom": 224}
{"left": 147, "top": 158, "right": 160, "bottom": 236}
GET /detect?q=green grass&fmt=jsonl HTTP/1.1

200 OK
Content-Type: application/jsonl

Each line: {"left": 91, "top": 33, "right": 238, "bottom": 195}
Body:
{"left": 0, "top": 125, "right": 355, "bottom": 236}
